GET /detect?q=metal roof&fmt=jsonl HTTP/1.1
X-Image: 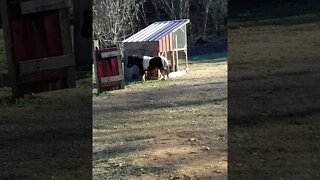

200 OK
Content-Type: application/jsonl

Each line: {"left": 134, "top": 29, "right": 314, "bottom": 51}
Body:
{"left": 123, "top": 19, "right": 190, "bottom": 43}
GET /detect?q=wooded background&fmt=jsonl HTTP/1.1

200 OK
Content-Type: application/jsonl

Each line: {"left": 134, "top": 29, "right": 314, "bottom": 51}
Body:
{"left": 229, "top": 0, "right": 320, "bottom": 20}
{"left": 93, "top": 0, "right": 227, "bottom": 47}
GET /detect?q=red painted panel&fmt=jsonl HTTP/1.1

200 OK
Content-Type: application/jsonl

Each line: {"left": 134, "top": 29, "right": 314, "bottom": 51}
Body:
{"left": 8, "top": 0, "right": 64, "bottom": 63}
{"left": 11, "top": 20, "right": 26, "bottom": 63}
{"left": 43, "top": 11, "right": 63, "bottom": 56}
{"left": 110, "top": 57, "right": 119, "bottom": 76}
{"left": 105, "top": 60, "right": 111, "bottom": 77}
{"left": 100, "top": 60, "right": 106, "bottom": 77}
{"left": 96, "top": 61, "right": 104, "bottom": 78}
{"left": 105, "top": 59, "right": 112, "bottom": 77}
{"left": 26, "top": 14, "right": 47, "bottom": 59}
{"left": 95, "top": 47, "right": 120, "bottom": 78}
{"left": 4, "top": 0, "right": 75, "bottom": 95}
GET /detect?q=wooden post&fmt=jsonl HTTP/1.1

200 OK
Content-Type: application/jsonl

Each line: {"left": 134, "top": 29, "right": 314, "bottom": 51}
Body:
{"left": 92, "top": 46, "right": 100, "bottom": 93}
{"left": 184, "top": 24, "right": 188, "bottom": 71}
{"left": 59, "top": 7, "right": 76, "bottom": 88}
{"left": 176, "top": 50, "right": 179, "bottom": 71}
{"left": 116, "top": 44, "right": 124, "bottom": 89}
{"left": 184, "top": 48, "right": 188, "bottom": 70}
{"left": 172, "top": 50, "right": 176, "bottom": 72}
{"left": 174, "top": 34, "right": 179, "bottom": 71}
{"left": 73, "top": 0, "right": 92, "bottom": 71}
{"left": 0, "top": 0, "right": 22, "bottom": 98}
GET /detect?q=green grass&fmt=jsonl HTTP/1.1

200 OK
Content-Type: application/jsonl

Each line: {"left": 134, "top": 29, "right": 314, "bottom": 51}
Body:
{"left": 125, "top": 79, "right": 178, "bottom": 90}
{"left": 189, "top": 52, "right": 227, "bottom": 62}
{"left": 0, "top": 94, "right": 48, "bottom": 107}
{"left": 230, "top": 2, "right": 320, "bottom": 22}
{"left": 92, "top": 91, "right": 116, "bottom": 97}
{"left": 93, "top": 80, "right": 180, "bottom": 96}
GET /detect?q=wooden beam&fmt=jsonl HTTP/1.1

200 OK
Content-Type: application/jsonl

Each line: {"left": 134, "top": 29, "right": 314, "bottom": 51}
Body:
{"left": 184, "top": 48, "right": 188, "bottom": 70}
{"left": 1, "top": 0, "right": 22, "bottom": 97}
{"left": 176, "top": 50, "right": 179, "bottom": 71}
{"left": 59, "top": 7, "right": 75, "bottom": 88}
{"left": 100, "top": 75, "right": 123, "bottom": 84}
{"left": 93, "top": 40, "right": 100, "bottom": 50}
{"left": 173, "top": 48, "right": 186, "bottom": 51}
{"left": 100, "top": 80, "right": 122, "bottom": 89}
{"left": 172, "top": 50, "right": 176, "bottom": 72}
{"left": 20, "top": 0, "right": 69, "bottom": 14}
{"left": 101, "top": 51, "right": 121, "bottom": 58}
{"left": 19, "top": 68, "right": 67, "bottom": 84}
{"left": 59, "top": 8, "right": 72, "bottom": 54}
{"left": 123, "top": 42, "right": 158, "bottom": 51}
{"left": 184, "top": 24, "right": 188, "bottom": 70}
{"left": 19, "top": 54, "right": 75, "bottom": 73}
{"left": 93, "top": 49, "right": 100, "bottom": 93}
{"left": 116, "top": 44, "right": 124, "bottom": 89}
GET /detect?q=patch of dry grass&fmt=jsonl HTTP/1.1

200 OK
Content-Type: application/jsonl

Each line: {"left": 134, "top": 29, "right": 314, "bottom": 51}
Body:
{"left": 0, "top": 79, "right": 92, "bottom": 179}
{"left": 228, "top": 16, "right": 320, "bottom": 179}
{"left": 93, "top": 62, "right": 227, "bottom": 179}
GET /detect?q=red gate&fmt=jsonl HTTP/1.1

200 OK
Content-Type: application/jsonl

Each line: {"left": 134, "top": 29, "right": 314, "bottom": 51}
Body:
{"left": 94, "top": 47, "right": 124, "bottom": 92}
{"left": 1, "top": 0, "right": 75, "bottom": 97}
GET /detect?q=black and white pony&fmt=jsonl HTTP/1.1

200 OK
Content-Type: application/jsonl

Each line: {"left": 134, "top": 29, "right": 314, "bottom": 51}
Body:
{"left": 127, "top": 55, "right": 170, "bottom": 81}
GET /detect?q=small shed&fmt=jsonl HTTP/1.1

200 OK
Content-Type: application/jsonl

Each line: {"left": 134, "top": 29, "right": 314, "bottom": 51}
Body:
{"left": 122, "top": 19, "right": 190, "bottom": 80}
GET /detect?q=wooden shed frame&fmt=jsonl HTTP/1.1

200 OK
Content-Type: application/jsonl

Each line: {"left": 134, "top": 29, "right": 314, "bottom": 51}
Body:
{"left": 122, "top": 19, "right": 189, "bottom": 80}
{"left": 158, "top": 24, "right": 188, "bottom": 72}
{"left": 0, "top": 0, "right": 75, "bottom": 97}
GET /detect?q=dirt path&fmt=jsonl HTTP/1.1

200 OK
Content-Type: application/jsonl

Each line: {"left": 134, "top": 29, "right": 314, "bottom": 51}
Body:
{"left": 93, "top": 62, "right": 227, "bottom": 179}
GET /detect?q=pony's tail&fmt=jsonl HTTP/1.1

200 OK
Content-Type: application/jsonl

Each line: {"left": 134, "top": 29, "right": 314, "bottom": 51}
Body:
{"left": 161, "top": 56, "right": 170, "bottom": 70}
{"left": 161, "top": 56, "right": 171, "bottom": 78}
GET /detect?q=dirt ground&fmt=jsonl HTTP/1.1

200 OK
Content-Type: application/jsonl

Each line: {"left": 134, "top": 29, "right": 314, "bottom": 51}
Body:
{"left": 228, "top": 15, "right": 320, "bottom": 179}
{"left": 0, "top": 79, "right": 92, "bottom": 179}
{"left": 93, "top": 61, "right": 227, "bottom": 179}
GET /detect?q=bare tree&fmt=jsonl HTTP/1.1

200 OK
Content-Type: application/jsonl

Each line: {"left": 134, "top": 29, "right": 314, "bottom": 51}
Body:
{"left": 161, "top": 0, "right": 190, "bottom": 19}
{"left": 201, "top": 0, "right": 213, "bottom": 38}
{"left": 92, "top": 0, "right": 144, "bottom": 47}
{"left": 92, "top": 0, "right": 227, "bottom": 46}
{"left": 210, "top": 0, "right": 227, "bottom": 36}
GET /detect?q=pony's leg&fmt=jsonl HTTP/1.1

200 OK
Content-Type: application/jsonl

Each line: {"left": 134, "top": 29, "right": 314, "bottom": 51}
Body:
{"left": 160, "top": 68, "right": 167, "bottom": 80}
{"left": 158, "top": 69, "right": 160, "bottom": 80}
{"left": 166, "top": 69, "right": 170, "bottom": 79}
{"left": 142, "top": 70, "right": 147, "bottom": 81}
{"left": 158, "top": 69, "right": 163, "bottom": 80}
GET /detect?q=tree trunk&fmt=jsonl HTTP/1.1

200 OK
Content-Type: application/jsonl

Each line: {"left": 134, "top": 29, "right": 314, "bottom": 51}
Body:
{"left": 203, "top": 2, "right": 210, "bottom": 38}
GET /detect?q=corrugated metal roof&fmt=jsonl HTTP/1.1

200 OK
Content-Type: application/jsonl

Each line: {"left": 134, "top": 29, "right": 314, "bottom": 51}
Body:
{"left": 123, "top": 19, "right": 189, "bottom": 43}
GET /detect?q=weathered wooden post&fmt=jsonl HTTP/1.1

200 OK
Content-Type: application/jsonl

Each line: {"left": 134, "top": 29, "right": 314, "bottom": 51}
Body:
{"left": 73, "top": 0, "right": 92, "bottom": 72}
